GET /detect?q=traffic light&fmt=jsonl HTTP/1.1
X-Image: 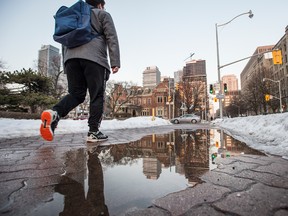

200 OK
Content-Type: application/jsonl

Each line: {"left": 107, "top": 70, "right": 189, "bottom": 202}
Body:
{"left": 272, "top": 50, "right": 282, "bottom": 65}
{"left": 175, "top": 83, "right": 179, "bottom": 91}
{"left": 209, "top": 84, "right": 214, "bottom": 94}
{"left": 265, "top": 94, "right": 270, "bottom": 101}
{"left": 168, "top": 96, "right": 172, "bottom": 102}
{"left": 223, "top": 83, "right": 228, "bottom": 93}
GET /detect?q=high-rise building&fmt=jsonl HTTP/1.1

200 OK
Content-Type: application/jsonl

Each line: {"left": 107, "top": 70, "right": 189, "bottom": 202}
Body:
{"left": 38, "top": 45, "right": 61, "bottom": 77}
{"left": 174, "top": 69, "right": 183, "bottom": 83}
{"left": 183, "top": 59, "right": 206, "bottom": 78}
{"left": 142, "top": 66, "right": 161, "bottom": 89}
{"left": 240, "top": 27, "right": 288, "bottom": 113}
{"left": 182, "top": 59, "right": 208, "bottom": 118}
{"left": 240, "top": 45, "right": 274, "bottom": 90}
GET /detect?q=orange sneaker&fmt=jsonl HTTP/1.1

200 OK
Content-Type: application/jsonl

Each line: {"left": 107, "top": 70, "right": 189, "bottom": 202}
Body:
{"left": 40, "top": 110, "right": 59, "bottom": 141}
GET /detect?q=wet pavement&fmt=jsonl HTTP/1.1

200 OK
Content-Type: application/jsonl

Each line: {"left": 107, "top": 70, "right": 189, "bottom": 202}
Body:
{"left": 0, "top": 124, "right": 288, "bottom": 216}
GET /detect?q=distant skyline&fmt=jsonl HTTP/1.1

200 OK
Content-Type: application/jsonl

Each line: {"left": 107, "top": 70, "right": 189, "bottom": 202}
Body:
{"left": 1, "top": 0, "right": 287, "bottom": 87}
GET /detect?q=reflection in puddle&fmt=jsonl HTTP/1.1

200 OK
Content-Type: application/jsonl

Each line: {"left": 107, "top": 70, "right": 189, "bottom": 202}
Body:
{"left": 33, "top": 129, "right": 265, "bottom": 216}
{"left": 94, "top": 128, "right": 265, "bottom": 215}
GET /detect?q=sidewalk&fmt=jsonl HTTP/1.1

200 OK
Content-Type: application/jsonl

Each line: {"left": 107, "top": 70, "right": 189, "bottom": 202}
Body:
{"left": 126, "top": 154, "right": 288, "bottom": 216}
{"left": 0, "top": 126, "right": 287, "bottom": 216}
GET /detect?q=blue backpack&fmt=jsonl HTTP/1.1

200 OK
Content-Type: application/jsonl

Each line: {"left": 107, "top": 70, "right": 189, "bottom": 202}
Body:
{"left": 53, "top": 0, "right": 97, "bottom": 48}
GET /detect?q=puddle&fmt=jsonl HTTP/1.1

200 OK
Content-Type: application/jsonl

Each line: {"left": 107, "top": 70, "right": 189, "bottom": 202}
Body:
{"left": 32, "top": 129, "right": 265, "bottom": 216}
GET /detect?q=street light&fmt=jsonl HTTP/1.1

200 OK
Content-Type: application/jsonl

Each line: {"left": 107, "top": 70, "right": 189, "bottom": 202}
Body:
{"left": 215, "top": 10, "right": 253, "bottom": 119}
{"left": 263, "top": 78, "right": 283, "bottom": 113}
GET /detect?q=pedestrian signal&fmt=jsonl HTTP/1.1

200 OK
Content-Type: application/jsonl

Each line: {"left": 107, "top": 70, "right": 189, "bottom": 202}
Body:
{"left": 272, "top": 50, "right": 282, "bottom": 65}
{"left": 265, "top": 94, "right": 270, "bottom": 101}
{"left": 214, "top": 97, "right": 217, "bottom": 102}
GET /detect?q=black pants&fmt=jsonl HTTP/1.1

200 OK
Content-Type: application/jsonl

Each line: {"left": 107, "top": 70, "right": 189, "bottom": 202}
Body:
{"left": 53, "top": 59, "right": 109, "bottom": 132}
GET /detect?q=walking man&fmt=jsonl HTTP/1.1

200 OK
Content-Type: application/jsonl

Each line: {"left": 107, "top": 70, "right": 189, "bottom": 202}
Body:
{"left": 40, "top": 0, "right": 120, "bottom": 142}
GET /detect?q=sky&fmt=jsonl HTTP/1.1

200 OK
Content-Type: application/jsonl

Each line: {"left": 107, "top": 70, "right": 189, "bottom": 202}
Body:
{"left": 0, "top": 112, "right": 287, "bottom": 160}
{"left": 0, "top": 0, "right": 288, "bottom": 87}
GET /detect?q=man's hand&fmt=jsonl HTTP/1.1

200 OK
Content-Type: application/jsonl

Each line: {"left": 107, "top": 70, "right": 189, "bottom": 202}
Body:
{"left": 112, "top": 66, "right": 119, "bottom": 74}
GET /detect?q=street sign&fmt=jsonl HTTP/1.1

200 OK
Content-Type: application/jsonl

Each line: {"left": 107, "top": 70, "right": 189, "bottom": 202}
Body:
{"left": 180, "top": 103, "right": 187, "bottom": 110}
{"left": 216, "top": 94, "right": 225, "bottom": 99}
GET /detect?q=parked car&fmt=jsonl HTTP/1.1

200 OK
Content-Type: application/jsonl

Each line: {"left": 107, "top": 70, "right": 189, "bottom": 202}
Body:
{"left": 73, "top": 115, "right": 88, "bottom": 120}
{"left": 170, "top": 114, "right": 201, "bottom": 124}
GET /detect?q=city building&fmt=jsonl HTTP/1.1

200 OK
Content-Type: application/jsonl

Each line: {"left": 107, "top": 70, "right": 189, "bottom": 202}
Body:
{"left": 152, "top": 78, "right": 173, "bottom": 118}
{"left": 109, "top": 78, "right": 175, "bottom": 119}
{"left": 183, "top": 60, "right": 206, "bottom": 78}
{"left": 38, "top": 45, "right": 61, "bottom": 77}
{"left": 240, "top": 45, "right": 274, "bottom": 90}
{"left": 142, "top": 66, "right": 161, "bottom": 89}
{"left": 270, "top": 26, "right": 288, "bottom": 111}
{"left": 174, "top": 69, "right": 183, "bottom": 83}
{"left": 239, "top": 45, "right": 274, "bottom": 114}
{"left": 240, "top": 26, "right": 288, "bottom": 113}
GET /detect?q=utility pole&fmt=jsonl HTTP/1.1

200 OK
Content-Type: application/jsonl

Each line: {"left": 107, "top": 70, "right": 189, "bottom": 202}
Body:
{"left": 215, "top": 10, "right": 253, "bottom": 118}
{"left": 168, "top": 77, "right": 171, "bottom": 120}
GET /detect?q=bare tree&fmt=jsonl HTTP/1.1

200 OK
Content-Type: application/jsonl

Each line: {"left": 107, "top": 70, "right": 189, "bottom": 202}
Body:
{"left": 50, "top": 55, "right": 66, "bottom": 98}
{"left": 242, "top": 74, "right": 263, "bottom": 115}
{"left": 181, "top": 78, "right": 206, "bottom": 114}
{"left": 37, "top": 58, "right": 47, "bottom": 76}
{"left": 105, "top": 80, "right": 137, "bottom": 118}
{"left": 225, "top": 93, "right": 247, "bottom": 117}
{"left": 242, "top": 66, "right": 273, "bottom": 115}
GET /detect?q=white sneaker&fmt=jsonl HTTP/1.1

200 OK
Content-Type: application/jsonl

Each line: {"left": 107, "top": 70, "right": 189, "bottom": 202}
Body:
{"left": 86, "top": 131, "right": 108, "bottom": 142}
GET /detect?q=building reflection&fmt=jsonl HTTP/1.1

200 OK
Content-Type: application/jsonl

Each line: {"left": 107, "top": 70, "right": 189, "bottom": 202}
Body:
{"left": 99, "top": 129, "right": 266, "bottom": 186}
{"left": 50, "top": 129, "right": 266, "bottom": 216}
{"left": 143, "top": 158, "right": 161, "bottom": 179}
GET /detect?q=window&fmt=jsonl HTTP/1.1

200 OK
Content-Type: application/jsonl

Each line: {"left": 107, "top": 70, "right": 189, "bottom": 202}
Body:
{"left": 157, "top": 110, "right": 163, "bottom": 116}
{"left": 157, "top": 141, "right": 165, "bottom": 149}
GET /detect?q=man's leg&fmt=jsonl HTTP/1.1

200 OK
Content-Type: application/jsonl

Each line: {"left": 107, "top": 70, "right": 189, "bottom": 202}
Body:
{"left": 40, "top": 59, "right": 87, "bottom": 141}
{"left": 53, "top": 59, "right": 88, "bottom": 117}
{"left": 82, "top": 60, "right": 107, "bottom": 132}
{"left": 82, "top": 60, "right": 109, "bottom": 142}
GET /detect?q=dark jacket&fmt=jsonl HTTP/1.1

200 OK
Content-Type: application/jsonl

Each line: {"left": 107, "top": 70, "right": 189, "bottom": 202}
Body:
{"left": 63, "top": 8, "right": 120, "bottom": 71}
